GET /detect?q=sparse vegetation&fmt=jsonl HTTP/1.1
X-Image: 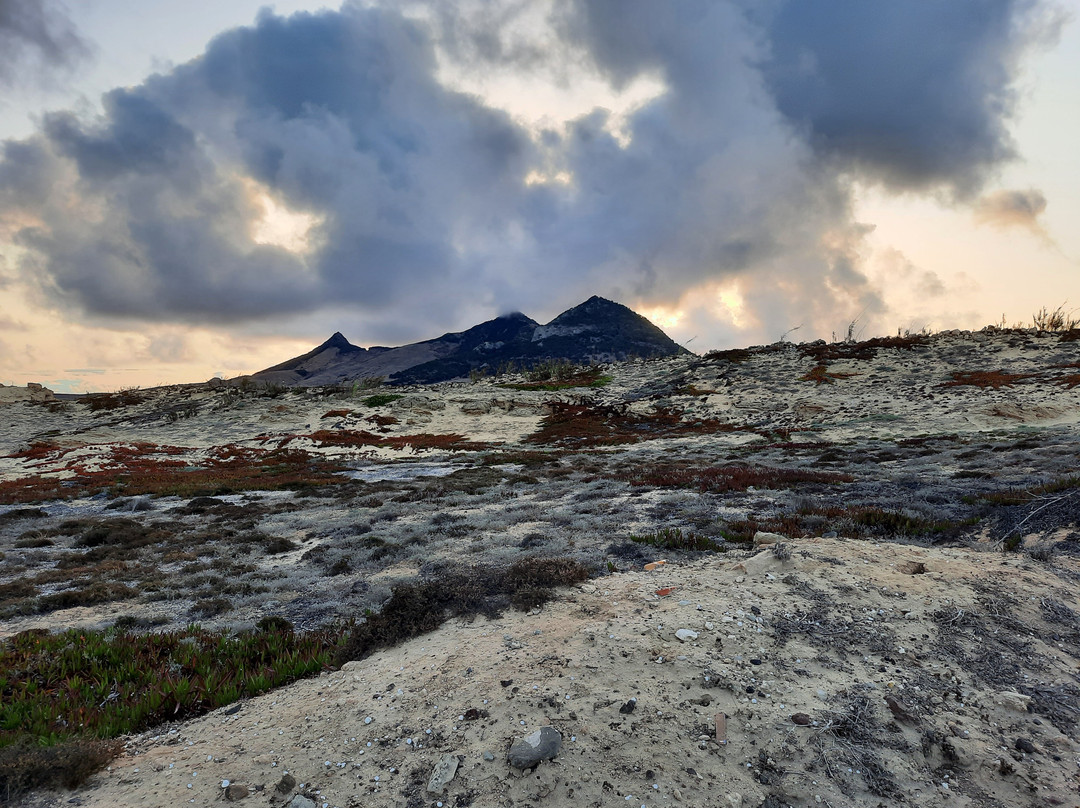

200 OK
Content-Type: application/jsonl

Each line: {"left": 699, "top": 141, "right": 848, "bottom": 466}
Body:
{"left": 360, "top": 394, "right": 403, "bottom": 407}
{"left": 0, "top": 622, "right": 347, "bottom": 800}
{"left": 1032, "top": 304, "right": 1079, "bottom": 333}
{"left": 943, "top": 370, "right": 1036, "bottom": 389}
{"left": 630, "top": 527, "right": 721, "bottom": 552}
{"left": 334, "top": 557, "right": 591, "bottom": 665}
{"left": 801, "top": 363, "right": 859, "bottom": 385}
{"left": 619, "top": 463, "right": 852, "bottom": 493}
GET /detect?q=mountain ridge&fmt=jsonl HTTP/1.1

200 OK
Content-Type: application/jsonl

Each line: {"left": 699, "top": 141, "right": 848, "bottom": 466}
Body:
{"left": 248, "top": 296, "right": 687, "bottom": 386}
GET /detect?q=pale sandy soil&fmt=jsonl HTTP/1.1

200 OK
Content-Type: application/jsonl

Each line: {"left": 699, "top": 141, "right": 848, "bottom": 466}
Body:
{"left": 16, "top": 538, "right": 1080, "bottom": 808}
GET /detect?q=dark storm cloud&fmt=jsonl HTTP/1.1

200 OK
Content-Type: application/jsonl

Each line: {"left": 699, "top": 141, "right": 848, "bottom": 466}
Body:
{"left": 0, "top": 0, "right": 1060, "bottom": 344}
{"left": 0, "top": 0, "right": 91, "bottom": 86}
{"left": 758, "top": 0, "right": 1063, "bottom": 196}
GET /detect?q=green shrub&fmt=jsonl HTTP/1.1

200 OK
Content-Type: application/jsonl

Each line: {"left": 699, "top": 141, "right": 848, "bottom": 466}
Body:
{"left": 631, "top": 527, "right": 721, "bottom": 552}
{"left": 361, "top": 394, "right": 403, "bottom": 407}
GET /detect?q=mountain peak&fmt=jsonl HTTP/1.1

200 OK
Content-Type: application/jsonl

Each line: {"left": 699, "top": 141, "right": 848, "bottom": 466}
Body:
{"left": 317, "top": 332, "right": 356, "bottom": 351}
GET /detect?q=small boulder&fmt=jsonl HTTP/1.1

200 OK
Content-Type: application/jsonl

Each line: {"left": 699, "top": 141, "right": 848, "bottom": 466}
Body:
{"left": 752, "top": 531, "right": 785, "bottom": 547}
{"left": 995, "top": 691, "right": 1032, "bottom": 712}
{"left": 507, "top": 727, "right": 562, "bottom": 770}
{"left": 289, "top": 796, "right": 316, "bottom": 808}
{"left": 225, "top": 783, "right": 249, "bottom": 801}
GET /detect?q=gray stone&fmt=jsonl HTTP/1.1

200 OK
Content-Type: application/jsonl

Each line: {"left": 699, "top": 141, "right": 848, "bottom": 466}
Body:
{"left": 483, "top": 751, "right": 495, "bottom": 761}
{"left": 427, "top": 754, "right": 460, "bottom": 793}
{"left": 675, "top": 628, "right": 699, "bottom": 642}
{"left": 276, "top": 773, "right": 297, "bottom": 794}
{"left": 288, "top": 796, "right": 316, "bottom": 808}
{"left": 507, "top": 726, "right": 562, "bottom": 769}
{"left": 225, "top": 783, "right": 249, "bottom": 801}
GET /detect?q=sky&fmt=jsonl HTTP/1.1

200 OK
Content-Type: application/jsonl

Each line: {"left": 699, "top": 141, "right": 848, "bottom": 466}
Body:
{"left": 0, "top": 0, "right": 1077, "bottom": 393}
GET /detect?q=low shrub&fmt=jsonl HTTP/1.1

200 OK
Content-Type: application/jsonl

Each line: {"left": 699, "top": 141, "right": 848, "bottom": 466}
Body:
{"left": 335, "top": 557, "right": 591, "bottom": 665}
{"left": 361, "top": 394, "right": 403, "bottom": 407}
{"left": 0, "top": 738, "right": 122, "bottom": 802}
{"left": 631, "top": 527, "right": 721, "bottom": 552}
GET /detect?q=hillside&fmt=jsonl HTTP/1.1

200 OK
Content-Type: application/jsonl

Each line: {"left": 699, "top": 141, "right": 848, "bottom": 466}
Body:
{"left": 2, "top": 325, "right": 1080, "bottom": 807}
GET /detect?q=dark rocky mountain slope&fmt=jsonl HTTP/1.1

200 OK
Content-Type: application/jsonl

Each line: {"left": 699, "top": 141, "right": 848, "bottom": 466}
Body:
{"left": 249, "top": 296, "right": 687, "bottom": 386}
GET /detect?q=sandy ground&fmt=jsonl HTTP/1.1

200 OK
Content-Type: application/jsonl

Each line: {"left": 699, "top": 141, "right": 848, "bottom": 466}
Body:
{"left": 15, "top": 537, "right": 1080, "bottom": 808}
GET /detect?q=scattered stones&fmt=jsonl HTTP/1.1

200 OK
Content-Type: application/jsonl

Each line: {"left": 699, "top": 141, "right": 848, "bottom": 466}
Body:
{"left": 427, "top": 753, "right": 460, "bottom": 792}
{"left": 507, "top": 727, "right": 562, "bottom": 769}
{"left": 675, "top": 629, "right": 699, "bottom": 642}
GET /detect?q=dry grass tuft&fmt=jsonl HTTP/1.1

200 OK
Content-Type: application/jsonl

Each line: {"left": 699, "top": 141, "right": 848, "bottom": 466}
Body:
{"left": 0, "top": 738, "right": 122, "bottom": 802}
{"left": 801, "top": 364, "right": 859, "bottom": 386}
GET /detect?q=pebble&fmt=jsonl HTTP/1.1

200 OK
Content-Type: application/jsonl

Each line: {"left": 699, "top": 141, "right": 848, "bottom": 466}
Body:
{"left": 675, "top": 629, "right": 699, "bottom": 642}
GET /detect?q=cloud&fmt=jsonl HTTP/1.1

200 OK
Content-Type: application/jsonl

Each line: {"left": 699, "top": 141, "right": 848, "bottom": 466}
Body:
{"left": 758, "top": 0, "right": 1064, "bottom": 197}
{"left": 974, "top": 188, "right": 1051, "bottom": 240}
{"left": 0, "top": 1, "right": 1060, "bottom": 349}
{"left": 0, "top": 0, "right": 92, "bottom": 87}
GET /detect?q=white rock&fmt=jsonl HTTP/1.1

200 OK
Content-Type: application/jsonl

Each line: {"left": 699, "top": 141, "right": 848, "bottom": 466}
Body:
{"left": 675, "top": 629, "right": 699, "bottom": 642}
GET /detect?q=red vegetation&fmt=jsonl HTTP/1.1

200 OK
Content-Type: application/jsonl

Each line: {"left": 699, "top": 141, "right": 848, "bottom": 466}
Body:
{"left": 528, "top": 401, "right": 749, "bottom": 447}
{"left": 799, "top": 334, "right": 929, "bottom": 363}
{"left": 0, "top": 441, "right": 342, "bottom": 505}
{"left": 308, "top": 430, "right": 496, "bottom": 452}
{"left": 618, "top": 463, "right": 853, "bottom": 492}
{"left": 943, "top": 370, "right": 1037, "bottom": 389}
{"left": 800, "top": 364, "right": 859, "bottom": 386}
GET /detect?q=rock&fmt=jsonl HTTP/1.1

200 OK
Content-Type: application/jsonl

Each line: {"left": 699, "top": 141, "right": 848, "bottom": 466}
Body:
{"left": 723, "top": 793, "right": 743, "bottom": 808}
{"left": 427, "top": 754, "right": 460, "bottom": 793}
{"left": 507, "top": 727, "right": 562, "bottom": 769}
{"left": 752, "top": 531, "right": 784, "bottom": 547}
{"left": 790, "top": 713, "right": 812, "bottom": 725}
{"left": 899, "top": 560, "right": 927, "bottom": 575}
{"left": 0, "top": 383, "right": 56, "bottom": 405}
{"left": 483, "top": 751, "right": 495, "bottom": 761}
{"left": 289, "top": 797, "right": 316, "bottom": 808}
{"left": 1015, "top": 738, "right": 1037, "bottom": 754}
{"left": 225, "top": 783, "right": 249, "bottom": 801}
{"left": 675, "top": 629, "right": 699, "bottom": 642}
{"left": 276, "top": 773, "right": 297, "bottom": 794}
{"left": 619, "top": 698, "right": 637, "bottom": 714}
{"left": 461, "top": 400, "right": 492, "bottom": 415}
{"left": 207, "top": 376, "right": 224, "bottom": 389}
{"left": 996, "top": 691, "right": 1032, "bottom": 712}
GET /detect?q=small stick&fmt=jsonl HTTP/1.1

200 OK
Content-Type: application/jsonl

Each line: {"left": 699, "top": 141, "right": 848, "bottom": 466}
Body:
{"left": 714, "top": 712, "right": 727, "bottom": 745}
